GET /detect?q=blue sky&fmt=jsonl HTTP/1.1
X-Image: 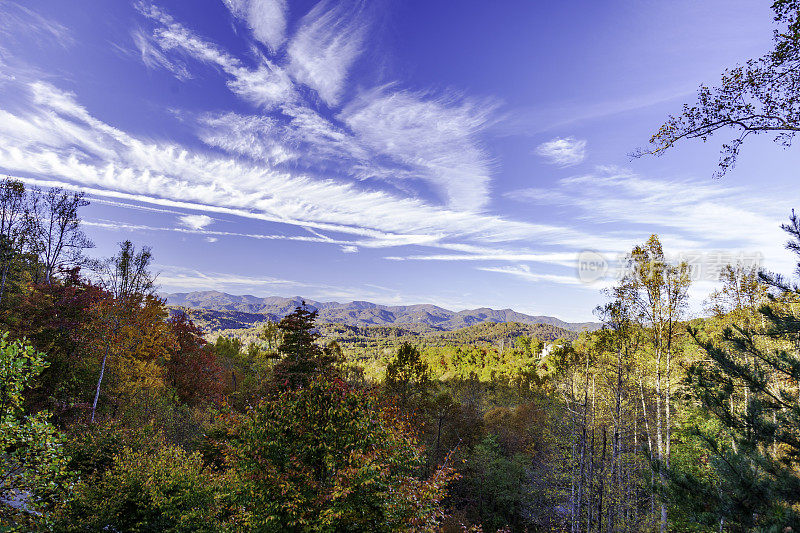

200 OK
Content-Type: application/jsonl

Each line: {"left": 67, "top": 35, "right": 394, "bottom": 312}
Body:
{"left": 0, "top": 0, "right": 797, "bottom": 321}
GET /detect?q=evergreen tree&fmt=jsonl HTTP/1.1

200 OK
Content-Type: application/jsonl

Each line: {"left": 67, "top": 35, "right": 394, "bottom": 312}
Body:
{"left": 673, "top": 212, "right": 800, "bottom": 531}
{"left": 273, "top": 303, "right": 337, "bottom": 388}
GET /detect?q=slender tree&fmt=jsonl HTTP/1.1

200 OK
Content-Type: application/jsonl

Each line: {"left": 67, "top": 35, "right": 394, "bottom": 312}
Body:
{"left": 0, "top": 178, "right": 27, "bottom": 305}
{"left": 623, "top": 235, "right": 691, "bottom": 533}
{"left": 90, "top": 241, "right": 158, "bottom": 422}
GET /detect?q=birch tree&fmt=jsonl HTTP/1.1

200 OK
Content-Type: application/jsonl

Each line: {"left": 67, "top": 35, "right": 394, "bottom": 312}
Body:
{"left": 624, "top": 235, "right": 691, "bottom": 533}
{"left": 90, "top": 241, "right": 158, "bottom": 422}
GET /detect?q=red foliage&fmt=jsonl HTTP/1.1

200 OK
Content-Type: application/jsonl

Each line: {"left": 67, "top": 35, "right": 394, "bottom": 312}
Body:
{"left": 3, "top": 270, "right": 107, "bottom": 416}
{"left": 166, "top": 313, "right": 224, "bottom": 406}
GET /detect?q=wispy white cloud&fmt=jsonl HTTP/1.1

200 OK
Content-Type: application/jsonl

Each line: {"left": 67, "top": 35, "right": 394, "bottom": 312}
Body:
{"left": 0, "top": 3, "right": 73, "bottom": 56}
{"left": 178, "top": 214, "right": 213, "bottom": 230}
{"left": 510, "top": 167, "right": 788, "bottom": 248}
{"left": 341, "top": 87, "right": 497, "bottom": 210}
{"left": 5, "top": 84, "right": 674, "bottom": 288}
{"left": 0, "top": 83, "right": 544, "bottom": 252}
{"left": 379, "top": 164, "right": 795, "bottom": 290}
{"left": 88, "top": 197, "right": 185, "bottom": 216}
{"left": 198, "top": 112, "right": 297, "bottom": 164}
{"left": 501, "top": 85, "right": 696, "bottom": 136}
{"left": 478, "top": 264, "right": 587, "bottom": 286}
{"left": 385, "top": 251, "right": 577, "bottom": 264}
{"left": 200, "top": 92, "right": 499, "bottom": 210}
{"left": 138, "top": 3, "right": 295, "bottom": 108}
{"left": 507, "top": 167, "right": 795, "bottom": 274}
{"left": 82, "top": 219, "right": 347, "bottom": 246}
{"left": 140, "top": 0, "right": 371, "bottom": 108}
{"left": 287, "top": 0, "right": 370, "bottom": 105}
{"left": 0, "top": 4, "right": 73, "bottom": 88}
{"left": 535, "top": 136, "right": 587, "bottom": 167}
{"left": 223, "top": 0, "right": 288, "bottom": 52}
{"left": 11, "top": 78, "right": 784, "bottom": 292}
{"left": 156, "top": 264, "right": 305, "bottom": 291}
{"left": 130, "top": 3, "right": 500, "bottom": 211}
{"left": 132, "top": 28, "right": 192, "bottom": 80}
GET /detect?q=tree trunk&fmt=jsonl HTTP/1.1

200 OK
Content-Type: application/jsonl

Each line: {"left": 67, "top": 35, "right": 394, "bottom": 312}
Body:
{"left": 0, "top": 262, "right": 7, "bottom": 306}
{"left": 598, "top": 425, "right": 606, "bottom": 533}
{"left": 91, "top": 314, "right": 119, "bottom": 423}
{"left": 655, "top": 335, "right": 667, "bottom": 533}
{"left": 91, "top": 345, "right": 109, "bottom": 423}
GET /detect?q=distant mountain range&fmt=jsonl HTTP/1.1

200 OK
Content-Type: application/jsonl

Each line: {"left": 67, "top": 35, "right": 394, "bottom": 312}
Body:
{"left": 164, "top": 291, "right": 600, "bottom": 333}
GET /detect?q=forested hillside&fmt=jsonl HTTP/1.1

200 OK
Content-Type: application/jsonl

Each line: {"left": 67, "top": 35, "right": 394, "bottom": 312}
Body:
{"left": 195, "top": 319, "right": 579, "bottom": 385}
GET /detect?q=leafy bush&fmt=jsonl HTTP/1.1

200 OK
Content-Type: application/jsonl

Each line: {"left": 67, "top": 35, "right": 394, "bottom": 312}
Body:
{"left": 227, "top": 375, "right": 454, "bottom": 532}
{"left": 53, "top": 445, "right": 221, "bottom": 532}
{"left": 0, "top": 333, "right": 70, "bottom": 520}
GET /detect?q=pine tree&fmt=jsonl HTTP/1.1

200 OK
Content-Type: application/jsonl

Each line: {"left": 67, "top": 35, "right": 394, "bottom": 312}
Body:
{"left": 273, "top": 303, "right": 337, "bottom": 388}
{"left": 673, "top": 212, "right": 800, "bottom": 531}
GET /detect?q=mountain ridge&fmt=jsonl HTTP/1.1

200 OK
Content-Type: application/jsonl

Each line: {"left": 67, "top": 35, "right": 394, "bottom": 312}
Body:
{"left": 163, "top": 290, "right": 600, "bottom": 332}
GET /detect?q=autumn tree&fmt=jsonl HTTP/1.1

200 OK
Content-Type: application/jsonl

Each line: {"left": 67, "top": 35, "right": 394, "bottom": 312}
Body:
{"left": 89, "top": 241, "right": 167, "bottom": 422}
{"left": 96, "top": 240, "right": 155, "bottom": 300}
{"left": 227, "top": 375, "right": 454, "bottom": 532}
{"left": 26, "top": 186, "right": 94, "bottom": 285}
{"left": 7, "top": 271, "right": 104, "bottom": 419}
{"left": 165, "top": 313, "right": 223, "bottom": 406}
{"left": 636, "top": 1, "right": 800, "bottom": 175}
